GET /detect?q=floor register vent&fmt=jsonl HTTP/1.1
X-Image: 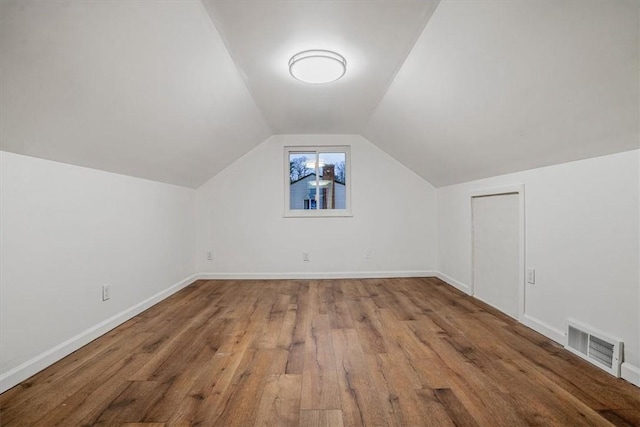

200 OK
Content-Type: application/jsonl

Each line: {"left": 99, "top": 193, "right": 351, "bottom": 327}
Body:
{"left": 566, "top": 319, "right": 623, "bottom": 377}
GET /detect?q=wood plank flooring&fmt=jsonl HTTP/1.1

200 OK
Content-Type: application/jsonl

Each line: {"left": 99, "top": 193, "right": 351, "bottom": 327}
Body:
{"left": 1, "top": 278, "right": 639, "bottom": 426}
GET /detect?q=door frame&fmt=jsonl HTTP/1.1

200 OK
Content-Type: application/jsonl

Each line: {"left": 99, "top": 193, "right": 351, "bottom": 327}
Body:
{"left": 469, "top": 184, "right": 525, "bottom": 321}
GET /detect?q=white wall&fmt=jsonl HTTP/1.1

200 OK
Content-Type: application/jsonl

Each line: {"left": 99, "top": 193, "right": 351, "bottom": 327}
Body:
{"left": 437, "top": 150, "right": 640, "bottom": 380}
{"left": 3, "top": 142, "right": 636, "bottom": 390}
{"left": 196, "top": 135, "right": 437, "bottom": 277}
{"left": 0, "top": 151, "right": 197, "bottom": 391}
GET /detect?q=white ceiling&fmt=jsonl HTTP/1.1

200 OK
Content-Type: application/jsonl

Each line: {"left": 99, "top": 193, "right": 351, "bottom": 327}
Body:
{"left": 201, "top": 0, "right": 439, "bottom": 134}
{"left": 0, "top": 0, "right": 270, "bottom": 188}
{"left": 1, "top": 0, "right": 638, "bottom": 188}
{"left": 364, "top": 0, "right": 640, "bottom": 187}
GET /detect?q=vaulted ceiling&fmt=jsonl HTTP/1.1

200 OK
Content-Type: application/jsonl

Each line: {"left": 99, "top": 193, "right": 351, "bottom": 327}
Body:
{"left": 201, "top": 0, "right": 439, "bottom": 135}
{"left": 1, "top": 0, "right": 638, "bottom": 188}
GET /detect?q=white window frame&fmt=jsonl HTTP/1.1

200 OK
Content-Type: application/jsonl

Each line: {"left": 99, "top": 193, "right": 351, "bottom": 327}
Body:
{"left": 284, "top": 145, "right": 352, "bottom": 218}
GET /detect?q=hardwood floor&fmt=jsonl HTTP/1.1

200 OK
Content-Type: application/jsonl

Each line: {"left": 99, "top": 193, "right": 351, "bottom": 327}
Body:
{"left": 1, "top": 278, "right": 639, "bottom": 426}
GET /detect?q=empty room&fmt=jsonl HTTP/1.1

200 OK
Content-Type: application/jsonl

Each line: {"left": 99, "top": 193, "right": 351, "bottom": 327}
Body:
{"left": 1, "top": 0, "right": 639, "bottom": 425}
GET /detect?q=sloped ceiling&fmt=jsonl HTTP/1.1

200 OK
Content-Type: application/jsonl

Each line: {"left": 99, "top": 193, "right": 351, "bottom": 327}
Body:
{"left": 0, "top": 0, "right": 271, "bottom": 188}
{"left": 1, "top": 0, "right": 638, "bottom": 188}
{"left": 363, "top": 0, "right": 639, "bottom": 187}
{"left": 201, "top": 0, "right": 439, "bottom": 134}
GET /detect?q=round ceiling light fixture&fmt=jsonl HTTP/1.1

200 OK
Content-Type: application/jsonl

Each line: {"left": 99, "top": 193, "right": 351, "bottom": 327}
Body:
{"left": 289, "top": 50, "right": 347, "bottom": 84}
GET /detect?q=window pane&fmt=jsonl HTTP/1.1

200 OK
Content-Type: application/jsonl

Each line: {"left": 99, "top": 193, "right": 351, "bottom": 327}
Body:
{"left": 285, "top": 146, "right": 351, "bottom": 217}
{"left": 289, "top": 152, "right": 315, "bottom": 210}
{"left": 317, "top": 152, "right": 346, "bottom": 210}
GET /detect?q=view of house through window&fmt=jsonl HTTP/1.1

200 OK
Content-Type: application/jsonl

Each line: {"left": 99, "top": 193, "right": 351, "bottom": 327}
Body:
{"left": 286, "top": 147, "right": 350, "bottom": 216}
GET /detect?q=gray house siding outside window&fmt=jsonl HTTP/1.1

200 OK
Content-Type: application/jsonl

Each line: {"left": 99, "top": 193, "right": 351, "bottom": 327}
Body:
{"left": 289, "top": 174, "right": 346, "bottom": 210}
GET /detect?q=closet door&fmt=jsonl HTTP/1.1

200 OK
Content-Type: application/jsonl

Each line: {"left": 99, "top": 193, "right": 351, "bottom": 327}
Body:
{"left": 472, "top": 193, "right": 520, "bottom": 318}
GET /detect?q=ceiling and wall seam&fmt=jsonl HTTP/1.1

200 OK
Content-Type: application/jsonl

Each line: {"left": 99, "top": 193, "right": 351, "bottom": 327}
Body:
{"left": 354, "top": 1, "right": 440, "bottom": 136}
{"left": 197, "top": 0, "right": 274, "bottom": 138}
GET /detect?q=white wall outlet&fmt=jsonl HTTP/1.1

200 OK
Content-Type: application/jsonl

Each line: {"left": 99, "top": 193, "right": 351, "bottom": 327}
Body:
{"left": 302, "top": 252, "right": 310, "bottom": 262}
{"left": 364, "top": 249, "right": 372, "bottom": 259}
{"left": 207, "top": 251, "right": 213, "bottom": 261}
{"left": 102, "top": 284, "right": 111, "bottom": 301}
{"left": 527, "top": 268, "right": 535, "bottom": 284}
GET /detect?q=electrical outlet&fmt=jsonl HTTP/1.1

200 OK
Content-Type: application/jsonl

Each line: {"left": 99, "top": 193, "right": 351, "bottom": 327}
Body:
{"left": 364, "top": 249, "right": 372, "bottom": 259}
{"left": 207, "top": 251, "right": 213, "bottom": 261}
{"left": 527, "top": 268, "right": 535, "bottom": 284}
{"left": 102, "top": 284, "right": 111, "bottom": 301}
{"left": 302, "top": 252, "right": 310, "bottom": 262}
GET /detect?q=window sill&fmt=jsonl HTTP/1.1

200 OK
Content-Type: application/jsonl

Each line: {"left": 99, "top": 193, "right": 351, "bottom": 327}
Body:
{"left": 283, "top": 209, "right": 353, "bottom": 218}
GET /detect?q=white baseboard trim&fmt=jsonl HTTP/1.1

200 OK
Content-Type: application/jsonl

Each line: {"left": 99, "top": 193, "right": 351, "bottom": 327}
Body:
{"left": 198, "top": 270, "right": 437, "bottom": 280}
{"left": 435, "top": 274, "right": 639, "bottom": 388}
{"left": 435, "top": 271, "right": 567, "bottom": 346}
{"left": 521, "top": 314, "right": 566, "bottom": 346}
{"left": 621, "top": 362, "right": 640, "bottom": 387}
{"left": 0, "top": 274, "right": 198, "bottom": 394}
{"left": 434, "top": 272, "right": 471, "bottom": 295}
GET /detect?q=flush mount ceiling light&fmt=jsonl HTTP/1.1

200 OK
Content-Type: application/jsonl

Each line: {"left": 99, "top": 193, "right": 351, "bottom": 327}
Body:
{"left": 289, "top": 50, "right": 347, "bottom": 84}
{"left": 305, "top": 160, "right": 325, "bottom": 169}
{"left": 308, "top": 180, "right": 332, "bottom": 187}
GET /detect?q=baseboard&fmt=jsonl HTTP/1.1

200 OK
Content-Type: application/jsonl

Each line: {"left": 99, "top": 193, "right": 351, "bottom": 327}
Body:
{"left": 198, "top": 270, "right": 437, "bottom": 280}
{"left": 434, "top": 271, "right": 471, "bottom": 295}
{"left": 521, "top": 314, "right": 566, "bottom": 346}
{"left": 0, "top": 274, "right": 198, "bottom": 394}
{"left": 435, "top": 271, "right": 567, "bottom": 346}
{"left": 621, "top": 362, "right": 640, "bottom": 387}
{"left": 435, "top": 274, "right": 638, "bottom": 387}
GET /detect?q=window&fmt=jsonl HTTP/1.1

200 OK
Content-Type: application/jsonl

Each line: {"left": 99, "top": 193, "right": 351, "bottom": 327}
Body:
{"left": 284, "top": 146, "right": 351, "bottom": 217}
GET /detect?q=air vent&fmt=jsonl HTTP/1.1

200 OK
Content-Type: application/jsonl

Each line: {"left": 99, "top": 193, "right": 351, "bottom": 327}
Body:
{"left": 568, "top": 325, "right": 588, "bottom": 355}
{"left": 566, "top": 319, "right": 623, "bottom": 377}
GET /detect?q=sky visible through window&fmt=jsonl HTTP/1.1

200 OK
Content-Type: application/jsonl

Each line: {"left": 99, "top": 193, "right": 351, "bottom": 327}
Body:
{"left": 289, "top": 152, "right": 346, "bottom": 183}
